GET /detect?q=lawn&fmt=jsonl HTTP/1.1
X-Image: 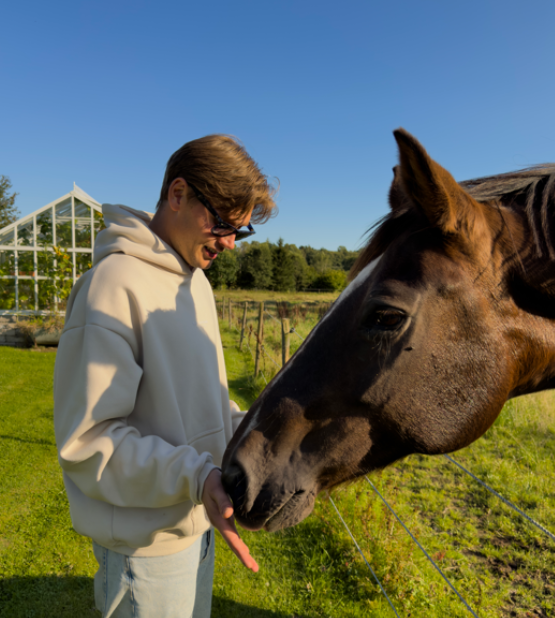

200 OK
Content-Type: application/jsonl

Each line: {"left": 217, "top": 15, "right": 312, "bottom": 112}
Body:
{"left": 0, "top": 317, "right": 554, "bottom": 617}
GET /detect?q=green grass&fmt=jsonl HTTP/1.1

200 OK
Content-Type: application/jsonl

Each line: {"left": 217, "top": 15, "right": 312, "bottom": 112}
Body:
{"left": 218, "top": 322, "right": 555, "bottom": 617}
{"left": 1, "top": 319, "right": 554, "bottom": 617}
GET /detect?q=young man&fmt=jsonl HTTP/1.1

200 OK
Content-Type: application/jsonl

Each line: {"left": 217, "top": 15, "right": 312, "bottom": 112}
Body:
{"left": 53, "top": 136, "right": 277, "bottom": 618}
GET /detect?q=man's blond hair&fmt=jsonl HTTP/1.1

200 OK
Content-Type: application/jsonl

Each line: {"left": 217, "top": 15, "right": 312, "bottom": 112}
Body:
{"left": 158, "top": 135, "right": 277, "bottom": 223}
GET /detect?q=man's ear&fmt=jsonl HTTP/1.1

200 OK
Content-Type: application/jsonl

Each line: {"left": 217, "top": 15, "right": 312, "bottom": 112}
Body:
{"left": 392, "top": 128, "right": 481, "bottom": 235}
{"left": 167, "top": 178, "right": 188, "bottom": 212}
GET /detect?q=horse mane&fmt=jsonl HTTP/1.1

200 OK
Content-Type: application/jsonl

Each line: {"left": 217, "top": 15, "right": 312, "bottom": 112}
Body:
{"left": 350, "top": 164, "right": 555, "bottom": 281}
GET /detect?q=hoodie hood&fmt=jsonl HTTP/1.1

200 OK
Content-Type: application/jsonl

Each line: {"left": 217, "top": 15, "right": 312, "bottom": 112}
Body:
{"left": 94, "top": 204, "right": 191, "bottom": 276}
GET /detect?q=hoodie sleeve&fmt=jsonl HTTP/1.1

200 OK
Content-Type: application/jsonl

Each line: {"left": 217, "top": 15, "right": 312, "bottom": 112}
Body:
{"left": 54, "top": 322, "right": 217, "bottom": 509}
{"left": 229, "top": 400, "right": 247, "bottom": 435}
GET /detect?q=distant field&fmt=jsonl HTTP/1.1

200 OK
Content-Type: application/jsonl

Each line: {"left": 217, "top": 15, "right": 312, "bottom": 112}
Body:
{"left": 0, "top": 314, "right": 554, "bottom": 617}
{"left": 212, "top": 289, "right": 340, "bottom": 303}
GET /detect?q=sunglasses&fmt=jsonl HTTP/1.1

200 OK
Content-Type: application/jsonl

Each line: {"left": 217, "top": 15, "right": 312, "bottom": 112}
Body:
{"left": 187, "top": 182, "right": 256, "bottom": 241}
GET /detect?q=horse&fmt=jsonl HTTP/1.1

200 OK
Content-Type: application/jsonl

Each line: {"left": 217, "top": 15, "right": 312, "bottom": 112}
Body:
{"left": 222, "top": 128, "right": 555, "bottom": 533}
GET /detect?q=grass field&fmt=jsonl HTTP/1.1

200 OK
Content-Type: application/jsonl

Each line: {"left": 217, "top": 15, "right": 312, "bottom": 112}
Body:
{"left": 212, "top": 290, "right": 340, "bottom": 303}
{"left": 0, "top": 314, "right": 554, "bottom": 617}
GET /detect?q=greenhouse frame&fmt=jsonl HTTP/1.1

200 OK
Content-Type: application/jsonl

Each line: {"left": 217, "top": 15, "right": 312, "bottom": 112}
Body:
{"left": 0, "top": 184, "right": 104, "bottom": 314}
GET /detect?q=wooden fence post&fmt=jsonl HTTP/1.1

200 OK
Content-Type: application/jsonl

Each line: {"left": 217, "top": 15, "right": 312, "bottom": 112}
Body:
{"left": 281, "top": 317, "right": 291, "bottom": 366}
{"left": 254, "top": 301, "right": 264, "bottom": 377}
{"left": 228, "top": 299, "right": 233, "bottom": 329}
{"left": 239, "top": 301, "right": 248, "bottom": 350}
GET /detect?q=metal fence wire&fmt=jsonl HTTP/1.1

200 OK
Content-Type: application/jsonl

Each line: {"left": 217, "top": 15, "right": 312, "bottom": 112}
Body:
{"left": 219, "top": 300, "right": 554, "bottom": 614}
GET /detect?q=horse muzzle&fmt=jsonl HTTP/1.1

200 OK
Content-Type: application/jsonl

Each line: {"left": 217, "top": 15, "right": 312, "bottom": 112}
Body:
{"left": 221, "top": 447, "right": 319, "bottom": 532}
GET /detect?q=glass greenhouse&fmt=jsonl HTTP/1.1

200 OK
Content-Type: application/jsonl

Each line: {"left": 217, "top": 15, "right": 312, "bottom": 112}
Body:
{"left": 0, "top": 184, "right": 104, "bottom": 314}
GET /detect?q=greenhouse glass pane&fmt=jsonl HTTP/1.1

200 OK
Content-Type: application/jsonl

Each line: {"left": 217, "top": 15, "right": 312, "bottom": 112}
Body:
{"left": 38, "top": 279, "right": 55, "bottom": 311}
{"left": 0, "top": 250, "right": 16, "bottom": 276}
{"left": 93, "top": 209, "right": 106, "bottom": 239}
{"left": 17, "top": 251, "right": 35, "bottom": 277}
{"left": 76, "top": 252, "right": 93, "bottom": 276}
{"left": 18, "top": 280, "right": 35, "bottom": 311}
{"left": 37, "top": 249, "right": 55, "bottom": 276}
{"left": 0, "top": 228, "right": 14, "bottom": 246}
{"left": 0, "top": 279, "right": 16, "bottom": 310}
{"left": 37, "top": 209, "right": 54, "bottom": 245}
{"left": 74, "top": 200, "right": 92, "bottom": 248}
{"left": 56, "top": 199, "right": 73, "bottom": 247}
{"left": 17, "top": 219, "right": 34, "bottom": 246}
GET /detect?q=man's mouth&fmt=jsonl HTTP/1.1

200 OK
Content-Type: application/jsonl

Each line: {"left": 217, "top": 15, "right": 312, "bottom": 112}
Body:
{"left": 204, "top": 247, "right": 218, "bottom": 260}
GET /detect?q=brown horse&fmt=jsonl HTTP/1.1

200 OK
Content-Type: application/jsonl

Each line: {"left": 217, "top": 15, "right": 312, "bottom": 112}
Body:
{"left": 222, "top": 129, "right": 555, "bottom": 532}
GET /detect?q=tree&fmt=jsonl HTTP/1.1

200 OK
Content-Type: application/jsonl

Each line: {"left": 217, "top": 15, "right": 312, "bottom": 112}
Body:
{"left": 0, "top": 176, "right": 19, "bottom": 228}
{"left": 272, "top": 239, "right": 296, "bottom": 291}
{"left": 299, "top": 246, "right": 334, "bottom": 273}
{"left": 204, "top": 250, "right": 238, "bottom": 289}
{"left": 336, "top": 245, "right": 359, "bottom": 272}
{"left": 237, "top": 241, "right": 273, "bottom": 289}
{"left": 286, "top": 244, "right": 312, "bottom": 291}
{"left": 312, "top": 269, "right": 347, "bottom": 291}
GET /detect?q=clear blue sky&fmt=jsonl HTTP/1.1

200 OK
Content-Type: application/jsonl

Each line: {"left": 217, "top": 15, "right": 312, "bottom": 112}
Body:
{"left": 2, "top": 0, "right": 555, "bottom": 251}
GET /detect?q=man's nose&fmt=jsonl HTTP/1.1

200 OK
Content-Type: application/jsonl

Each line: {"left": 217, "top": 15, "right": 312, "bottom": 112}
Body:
{"left": 218, "top": 235, "right": 236, "bottom": 251}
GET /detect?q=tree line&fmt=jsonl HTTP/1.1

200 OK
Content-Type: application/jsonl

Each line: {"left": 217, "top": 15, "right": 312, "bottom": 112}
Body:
{"left": 1, "top": 176, "right": 359, "bottom": 292}
{"left": 204, "top": 239, "right": 359, "bottom": 291}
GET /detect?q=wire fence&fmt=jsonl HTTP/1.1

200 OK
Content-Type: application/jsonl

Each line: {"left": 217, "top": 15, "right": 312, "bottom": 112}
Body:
{"left": 217, "top": 297, "right": 555, "bottom": 614}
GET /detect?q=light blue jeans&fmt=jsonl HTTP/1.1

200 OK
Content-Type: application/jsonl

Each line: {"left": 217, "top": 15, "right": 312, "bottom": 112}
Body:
{"left": 93, "top": 530, "right": 215, "bottom": 618}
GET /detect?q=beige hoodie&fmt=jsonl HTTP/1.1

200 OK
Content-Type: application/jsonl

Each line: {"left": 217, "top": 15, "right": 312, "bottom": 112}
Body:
{"left": 54, "top": 204, "right": 244, "bottom": 556}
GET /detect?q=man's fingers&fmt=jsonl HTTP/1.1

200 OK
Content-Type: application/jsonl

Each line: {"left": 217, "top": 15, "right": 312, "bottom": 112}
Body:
{"left": 217, "top": 515, "right": 259, "bottom": 572}
{"left": 202, "top": 468, "right": 258, "bottom": 571}
{"left": 221, "top": 526, "right": 259, "bottom": 572}
{"left": 216, "top": 495, "right": 234, "bottom": 519}
{"left": 206, "top": 470, "right": 234, "bottom": 518}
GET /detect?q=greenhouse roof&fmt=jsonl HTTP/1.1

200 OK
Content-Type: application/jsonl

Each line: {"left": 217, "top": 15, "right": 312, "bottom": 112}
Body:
{"left": 0, "top": 183, "right": 101, "bottom": 239}
{"left": 0, "top": 184, "right": 105, "bottom": 314}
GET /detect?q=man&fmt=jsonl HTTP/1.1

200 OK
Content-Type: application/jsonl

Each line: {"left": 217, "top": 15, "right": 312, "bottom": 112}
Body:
{"left": 53, "top": 135, "right": 277, "bottom": 617}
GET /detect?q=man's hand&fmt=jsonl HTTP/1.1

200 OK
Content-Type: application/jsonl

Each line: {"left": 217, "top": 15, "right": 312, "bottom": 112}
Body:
{"left": 202, "top": 468, "right": 259, "bottom": 573}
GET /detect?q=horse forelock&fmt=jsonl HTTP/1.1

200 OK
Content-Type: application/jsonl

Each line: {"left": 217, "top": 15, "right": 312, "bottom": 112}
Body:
{"left": 349, "top": 209, "right": 426, "bottom": 280}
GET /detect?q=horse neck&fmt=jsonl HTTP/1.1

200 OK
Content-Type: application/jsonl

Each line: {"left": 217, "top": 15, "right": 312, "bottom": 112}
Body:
{"left": 506, "top": 299, "right": 555, "bottom": 398}
{"left": 502, "top": 203, "right": 555, "bottom": 398}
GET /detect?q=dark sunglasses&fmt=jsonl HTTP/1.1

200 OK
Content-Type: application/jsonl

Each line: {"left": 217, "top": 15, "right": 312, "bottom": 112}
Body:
{"left": 187, "top": 182, "right": 256, "bottom": 241}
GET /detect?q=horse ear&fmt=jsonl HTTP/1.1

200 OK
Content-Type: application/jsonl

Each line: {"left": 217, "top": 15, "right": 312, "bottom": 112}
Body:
{"left": 388, "top": 166, "right": 411, "bottom": 213}
{"left": 393, "top": 128, "right": 477, "bottom": 235}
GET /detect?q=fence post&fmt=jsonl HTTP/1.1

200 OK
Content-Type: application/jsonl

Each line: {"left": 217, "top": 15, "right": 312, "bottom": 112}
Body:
{"left": 228, "top": 299, "right": 233, "bottom": 329}
{"left": 254, "top": 301, "right": 264, "bottom": 377}
{"left": 239, "top": 301, "right": 248, "bottom": 350}
{"left": 281, "top": 318, "right": 291, "bottom": 365}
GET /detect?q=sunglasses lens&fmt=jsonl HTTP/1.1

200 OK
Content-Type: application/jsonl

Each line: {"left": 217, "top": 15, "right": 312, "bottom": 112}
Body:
{"left": 212, "top": 225, "right": 235, "bottom": 237}
{"left": 234, "top": 229, "right": 255, "bottom": 241}
{"left": 212, "top": 225, "right": 255, "bottom": 240}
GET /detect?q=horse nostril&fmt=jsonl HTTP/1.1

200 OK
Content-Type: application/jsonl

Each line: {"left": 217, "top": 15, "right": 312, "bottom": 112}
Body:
{"left": 221, "top": 462, "right": 247, "bottom": 507}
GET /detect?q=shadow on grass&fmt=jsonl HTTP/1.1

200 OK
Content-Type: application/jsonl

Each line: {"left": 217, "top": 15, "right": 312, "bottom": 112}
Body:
{"left": 0, "top": 434, "right": 56, "bottom": 447}
{"left": 0, "top": 576, "right": 96, "bottom": 617}
{"left": 0, "top": 577, "right": 296, "bottom": 618}
{"left": 227, "top": 375, "right": 261, "bottom": 404}
{"left": 212, "top": 597, "right": 297, "bottom": 617}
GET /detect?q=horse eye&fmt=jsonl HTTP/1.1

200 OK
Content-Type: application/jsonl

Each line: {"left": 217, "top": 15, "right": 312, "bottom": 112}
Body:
{"left": 369, "top": 309, "right": 405, "bottom": 330}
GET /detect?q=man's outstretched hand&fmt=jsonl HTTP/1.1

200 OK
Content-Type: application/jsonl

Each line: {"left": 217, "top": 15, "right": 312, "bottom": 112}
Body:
{"left": 202, "top": 468, "right": 259, "bottom": 573}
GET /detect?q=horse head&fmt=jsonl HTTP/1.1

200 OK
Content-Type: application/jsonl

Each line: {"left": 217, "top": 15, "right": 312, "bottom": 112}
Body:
{"left": 222, "top": 129, "right": 555, "bottom": 532}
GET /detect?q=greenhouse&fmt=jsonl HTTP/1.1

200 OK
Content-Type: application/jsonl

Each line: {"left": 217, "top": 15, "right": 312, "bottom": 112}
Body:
{"left": 0, "top": 184, "right": 104, "bottom": 314}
